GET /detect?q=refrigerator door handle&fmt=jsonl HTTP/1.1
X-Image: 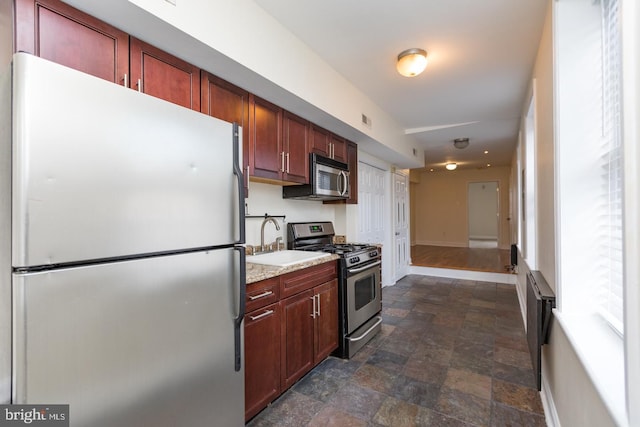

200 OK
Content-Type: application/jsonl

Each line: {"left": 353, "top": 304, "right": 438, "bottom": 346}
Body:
{"left": 233, "top": 246, "right": 246, "bottom": 372}
{"left": 232, "top": 123, "right": 246, "bottom": 245}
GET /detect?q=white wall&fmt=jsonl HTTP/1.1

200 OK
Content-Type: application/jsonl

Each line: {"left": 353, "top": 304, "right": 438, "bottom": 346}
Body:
{"left": 244, "top": 182, "right": 341, "bottom": 248}
{"left": 513, "top": 1, "right": 618, "bottom": 425}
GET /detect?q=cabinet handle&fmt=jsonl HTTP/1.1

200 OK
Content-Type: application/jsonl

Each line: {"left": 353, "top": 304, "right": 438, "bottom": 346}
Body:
{"left": 249, "top": 309, "right": 274, "bottom": 321}
{"left": 248, "top": 290, "right": 273, "bottom": 300}
{"left": 286, "top": 153, "right": 290, "bottom": 173}
{"left": 310, "top": 296, "right": 316, "bottom": 318}
{"left": 281, "top": 151, "right": 285, "bottom": 172}
{"left": 316, "top": 294, "right": 321, "bottom": 317}
{"left": 123, "top": 74, "right": 128, "bottom": 87}
{"left": 137, "top": 78, "right": 142, "bottom": 93}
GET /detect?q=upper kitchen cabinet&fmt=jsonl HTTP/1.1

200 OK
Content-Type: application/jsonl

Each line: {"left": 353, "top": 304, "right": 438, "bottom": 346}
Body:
{"left": 281, "top": 111, "right": 309, "bottom": 184}
{"left": 346, "top": 141, "right": 358, "bottom": 204}
{"left": 129, "top": 37, "right": 201, "bottom": 111}
{"left": 248, "top": 94, "right": 283, "bottom": 183}
{"left": 329, "top": 134, "right": 347, "bottom": 163}
{"left": 201, "top": 72, "right": 250, "bottom": 195}
{"left": 14, "top": 0, "right": 129, "bottom": 84}
{"left": 309, "top": 124, "right": 346, "bottom": 163}
{"left": 309, "top": 124, "right": 330, "bottom": 159}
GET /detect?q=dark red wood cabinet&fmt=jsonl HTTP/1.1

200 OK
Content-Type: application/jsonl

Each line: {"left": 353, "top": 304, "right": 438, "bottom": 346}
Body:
{"left": 280, "top": 289, "right": 316, "bottom": 390}
{"left": 329, "top": 133, "right": 347, "bottom": 163}
{"left": 244, "top": 262, "right": 338, "bottom": 421}
{"left": 201, "top": 71, "right": 250, "bottom": 195}
{"left": 129, "top": 37, "right": 200, "bottom": 111}
{"left": 310, "top": 124, "right": 331, "bottom": 159}
{"left": 14, "top": 0, "right": 129, "bottom": 84}
{"left": 281, "top": 111, "right": 309, "bottom": 184}
{"left": 244, "top": 302, "right": 281, "bottom": 421}
{"left": 13, "top": 0, "right": 357, "bottom": 194}
{"left": 248, "top": 94, "right": 283, "bottom": 182}
{"left": 346, "top": 141, "right": 358, "bottom": 204}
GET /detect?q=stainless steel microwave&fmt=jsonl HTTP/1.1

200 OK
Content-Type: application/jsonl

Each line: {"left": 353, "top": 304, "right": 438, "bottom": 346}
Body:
{"left": 282, "top": 153, "right": 350, "bottom": 200}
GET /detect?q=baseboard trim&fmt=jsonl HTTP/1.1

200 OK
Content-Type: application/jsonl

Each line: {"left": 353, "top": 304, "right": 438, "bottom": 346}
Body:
{"left": 412, "top": 241, "right": 467, "bottom": 247}
{"left": 409, "top": 265, "right": 516, "bottom": 285}
{"left": 541, "top": 371, "right": 561, "bottom": 427}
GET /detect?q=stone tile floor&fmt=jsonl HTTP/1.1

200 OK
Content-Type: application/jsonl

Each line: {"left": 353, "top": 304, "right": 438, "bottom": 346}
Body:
{"left": 246, "top": 274, "right": 546, "bottom": 427}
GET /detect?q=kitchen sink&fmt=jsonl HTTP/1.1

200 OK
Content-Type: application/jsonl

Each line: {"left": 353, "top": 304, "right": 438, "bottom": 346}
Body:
{"left": 246, "top": 250, "right": 331, "bottom": 267}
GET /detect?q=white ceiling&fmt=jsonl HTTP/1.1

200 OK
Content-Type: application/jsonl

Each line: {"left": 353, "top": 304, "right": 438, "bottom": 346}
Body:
{"left": 253, "top": 0, "right": 548, "bottom": 171}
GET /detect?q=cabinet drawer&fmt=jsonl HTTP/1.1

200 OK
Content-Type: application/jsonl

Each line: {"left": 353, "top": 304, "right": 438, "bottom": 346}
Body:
{"left": 246, "top": 277, "right": 280, "bottom": 312}
{"left": 280, "top": 261, "right": 337, "bottom": 299}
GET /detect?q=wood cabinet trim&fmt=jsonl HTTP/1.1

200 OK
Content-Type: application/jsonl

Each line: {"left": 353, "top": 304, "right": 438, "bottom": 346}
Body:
{"left": 280, "top": 261, "right": 337, "bottom": 299}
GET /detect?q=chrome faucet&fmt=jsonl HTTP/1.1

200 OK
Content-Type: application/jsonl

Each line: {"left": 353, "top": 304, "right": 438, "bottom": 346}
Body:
{"left": 260, "top": 216, "right": 280, "bottom": 252}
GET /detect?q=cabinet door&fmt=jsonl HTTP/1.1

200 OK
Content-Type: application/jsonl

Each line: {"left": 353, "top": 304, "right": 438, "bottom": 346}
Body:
{"left": 15, "top": 0, "right": 129, "bottom": 84}
{"left": 244, "top": 303, "right": 281, "bottom": 421}
{"left": 346, "top": 141, "right": 358, "bottom": 204}
{"left": 314, "top": 279, "right": 339, "bottom": 363}
{"left": 282, "top": 111, "right": 309, "bottom": 184}
{"left": 309, "top": 124, "right": 330, "bottom": 158}
{"left": 280, "top": 290, "right": 315, "bottom": 390}
{"left": 248, "top": 95, "right": 283, "bottom": 182}
{"left": 129, "top": 37, "right": 200, "bottom": 111}
{"left": 201, "top": 71, "right": 250, "bottom": 195}
{"left": 330, "top": 133, "right": 347, "bottom": 163}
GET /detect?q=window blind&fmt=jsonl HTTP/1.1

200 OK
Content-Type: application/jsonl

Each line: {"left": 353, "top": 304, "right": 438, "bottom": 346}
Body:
{"left": 596, "top": 0, "right": 624, "bottom": 334}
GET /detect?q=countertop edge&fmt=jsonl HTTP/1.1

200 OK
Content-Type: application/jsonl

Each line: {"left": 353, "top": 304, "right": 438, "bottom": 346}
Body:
{"left": 246, "top": 254, "right": 340, "bottom": 284}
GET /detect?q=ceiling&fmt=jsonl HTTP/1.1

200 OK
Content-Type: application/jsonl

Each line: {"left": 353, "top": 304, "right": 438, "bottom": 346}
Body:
{"left": 252, "top": 0, "right": 548, "bottom": 172}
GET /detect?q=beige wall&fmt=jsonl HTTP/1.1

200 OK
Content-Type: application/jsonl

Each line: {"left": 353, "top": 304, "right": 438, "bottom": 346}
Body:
{"left": 411, "top": 166, "right": 511, "bottom": 249}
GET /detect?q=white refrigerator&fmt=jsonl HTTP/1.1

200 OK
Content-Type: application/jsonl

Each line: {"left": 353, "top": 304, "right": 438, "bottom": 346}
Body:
{"left": 0, "top": 53, "right": 246, "bottom": 426}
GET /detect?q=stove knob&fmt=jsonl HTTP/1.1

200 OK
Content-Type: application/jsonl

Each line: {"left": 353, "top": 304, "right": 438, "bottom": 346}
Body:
{"left": 350, "top": 256, "right": 360, "bottom": 264}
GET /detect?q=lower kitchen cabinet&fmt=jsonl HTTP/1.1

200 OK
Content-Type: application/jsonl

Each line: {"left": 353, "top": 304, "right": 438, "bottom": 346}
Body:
{"left": 244, "top": 302, "right": 281, "bottom": 421}
{"left": 280, "top": 278, "right": 339, "bottom": 393}
{"left": 244, "top": 261, "right": 338, "bottom": 421}
{"left": 280, "top": 289, "right": 316, "bottom": 390}
{"left": 314, "top": 279, "right": 339, "bottom": 363}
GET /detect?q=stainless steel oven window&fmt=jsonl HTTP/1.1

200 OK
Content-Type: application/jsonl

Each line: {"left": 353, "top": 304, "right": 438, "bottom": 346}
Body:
{"left": 346, "top": 265, "right": 381, "bottom": 334}
{"left": 354, "top": 275, "right": 376, "bottom": 310}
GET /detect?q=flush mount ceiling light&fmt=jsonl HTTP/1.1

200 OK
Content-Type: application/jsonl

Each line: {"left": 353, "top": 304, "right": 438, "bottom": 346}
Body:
{"left": 445, "top": 163, "right": 457, "bottom": 171}
{"left": 396, "top": 48, "right": 428, "bottom": 77}
{"left": 453, "top": 137, "right": 470, "bottom": 149}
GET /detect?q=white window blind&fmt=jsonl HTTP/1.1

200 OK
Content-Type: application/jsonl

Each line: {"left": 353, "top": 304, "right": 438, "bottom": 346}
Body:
{"left": 596, "top": 0, "right": 624, "bottom": 334}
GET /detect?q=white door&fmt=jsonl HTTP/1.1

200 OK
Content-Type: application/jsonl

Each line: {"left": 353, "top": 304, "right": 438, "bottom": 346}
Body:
{"left": 358, "top": 162, "right": 386, "bottom": 245}
{"left": 393, "top": 173, "right": 409, "bottom": 280}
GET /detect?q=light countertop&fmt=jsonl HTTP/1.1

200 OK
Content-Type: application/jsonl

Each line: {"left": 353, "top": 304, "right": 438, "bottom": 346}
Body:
{"left": 246, "top": 254, "right": 339, "bottom": 284}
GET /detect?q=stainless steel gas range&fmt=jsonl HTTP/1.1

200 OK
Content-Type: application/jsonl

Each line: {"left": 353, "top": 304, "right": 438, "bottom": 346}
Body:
{"left": 287, "top": 222, "right": 382, "bottom": 358}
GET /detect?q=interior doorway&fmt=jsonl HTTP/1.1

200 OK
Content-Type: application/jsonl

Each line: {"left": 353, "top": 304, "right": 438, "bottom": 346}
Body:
{"left": 467, "top": 181, "right": 499, "bottom": 248}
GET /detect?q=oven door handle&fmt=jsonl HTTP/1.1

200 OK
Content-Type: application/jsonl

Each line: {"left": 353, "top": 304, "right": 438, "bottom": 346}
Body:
{"left": 347, "top": 316, "right": 382, "bottom": 342}
{"left": 347, "top": 260, "right": 381, "bottom": 274}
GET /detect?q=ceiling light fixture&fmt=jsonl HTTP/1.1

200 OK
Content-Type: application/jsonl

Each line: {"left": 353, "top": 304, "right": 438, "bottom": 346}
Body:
{"left": 453, "top": 138, "right": 469, "bottom": 149}
{"left": 396, "top": 48, "right": 428, "bottom": 77}
{"left": 445, "top": 163, "right": 457, "bottom": 171}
